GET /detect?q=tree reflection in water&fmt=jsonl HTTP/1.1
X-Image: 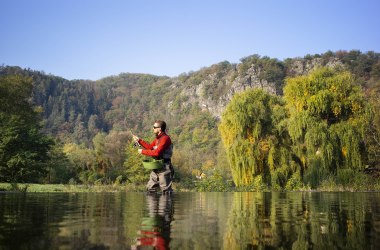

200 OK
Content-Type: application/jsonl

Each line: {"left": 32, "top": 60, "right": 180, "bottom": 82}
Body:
{"left": 1, "top": 192, "right": 379, "bottom": 249}
{"left": 132, "top": 194, "right": 173, "bottom": 250}
{"left": 223, "top": 192, "right": 380, "bottom": 249}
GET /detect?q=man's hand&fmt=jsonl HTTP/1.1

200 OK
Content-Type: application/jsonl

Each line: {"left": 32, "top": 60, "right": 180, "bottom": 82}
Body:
{"left": 138, "top": 149, "right": 142, "bottom": 154}
{"left": 132, "top": 135, "right": 140, "bottom": 143}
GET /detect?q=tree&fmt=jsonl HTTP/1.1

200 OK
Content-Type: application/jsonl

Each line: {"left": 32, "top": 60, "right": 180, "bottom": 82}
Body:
{"left": 73, "top": 114, "right": 88, "bottom": 144}
{"left": 62, "top": 143, "right": 96, "bottom": 184}
{"left": 0, "top": 75, "right": 53, "bottom": 182}
{"left": 284, "top": 67, "right": 371, "bottom": 187}
{"left": 365, "top": 80, "right": 380, "bottom": 167}
{"left": 124, "top": 142, "right": 148, "bottom": 185}
{"left": 219, "top": 88, "right": 292, "bottom": 187}
{"left": 88, "top": 114, "right": 99, "bottom": 139}
{"left": 45, "top": 142, "right": 74, "bottom": 184}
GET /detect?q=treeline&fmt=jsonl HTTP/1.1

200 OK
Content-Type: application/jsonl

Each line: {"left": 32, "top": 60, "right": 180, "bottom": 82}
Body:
{"left": 0, "top": 68, "right": 221, "bottom": 186}
{"left": 0, "top": 50, "right": 379, "bottom": 190}
{"left": 220, "top": 68, "right": 379, "bottom": 190}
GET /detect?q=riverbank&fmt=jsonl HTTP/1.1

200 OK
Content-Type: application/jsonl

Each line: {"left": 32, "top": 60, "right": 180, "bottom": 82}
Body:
{"left": 0, "top": 182, "right": 192, "bottom": 193}
{"left": 1, "top": 180, "right": 380, "bottom": 193}
{"left": 0, "top": 183, "right": 142, "bottom": 193}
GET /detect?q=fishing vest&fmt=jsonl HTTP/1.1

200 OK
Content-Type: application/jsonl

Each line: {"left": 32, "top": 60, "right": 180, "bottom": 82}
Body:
{"left": 156, "top": 135, "right": 173, "bottom": 160}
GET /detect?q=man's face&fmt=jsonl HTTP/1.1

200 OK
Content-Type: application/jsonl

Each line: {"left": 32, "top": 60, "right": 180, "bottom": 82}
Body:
{"left": 153, "top": 123, "right": 161, "bottom": 135}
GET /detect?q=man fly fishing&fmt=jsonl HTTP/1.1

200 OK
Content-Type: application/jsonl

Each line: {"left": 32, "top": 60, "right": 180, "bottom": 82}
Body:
{"left": 132, "top": 120, "right": 174, "bottom": 195}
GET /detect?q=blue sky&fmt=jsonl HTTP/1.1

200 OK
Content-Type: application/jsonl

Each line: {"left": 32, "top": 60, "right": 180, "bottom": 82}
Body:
{"left": 1, "top": 0, "right": 379, "bottom": 80}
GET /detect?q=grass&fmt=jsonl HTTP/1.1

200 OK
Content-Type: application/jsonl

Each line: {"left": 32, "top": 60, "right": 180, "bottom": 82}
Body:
{"left": 0, "top": 182, "right": 189, "bottom": 193}
{"left": 0, "top": 183, "right": 146, "bottom": 193}
{"left": 1, "top": 174, "right": 380, "bottom": 193}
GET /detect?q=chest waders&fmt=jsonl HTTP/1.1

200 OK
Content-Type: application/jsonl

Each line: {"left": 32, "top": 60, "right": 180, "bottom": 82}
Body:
{"left": 146, "top": 138, "right": 174, "bottom": 194}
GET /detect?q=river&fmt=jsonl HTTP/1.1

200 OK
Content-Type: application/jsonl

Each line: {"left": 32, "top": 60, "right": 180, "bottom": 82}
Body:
{"left": 0, "top": 192, "right": 379, "bottom": 249}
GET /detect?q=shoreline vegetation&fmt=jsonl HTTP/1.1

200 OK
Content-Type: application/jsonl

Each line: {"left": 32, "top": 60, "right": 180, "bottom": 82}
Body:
{"left": 1, "top": 177, "right": 379, "bottom": 193}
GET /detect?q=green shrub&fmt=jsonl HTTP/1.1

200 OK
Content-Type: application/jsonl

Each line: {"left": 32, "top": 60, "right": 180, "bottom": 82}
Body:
{"left": 336, "top": 168, "right": 356, "bottom": 185}
{"left": 285, "top": 172, "right": 304, "bottom": 190}
{"left": 194, "top": 171, "right": 233, "bottom": 192}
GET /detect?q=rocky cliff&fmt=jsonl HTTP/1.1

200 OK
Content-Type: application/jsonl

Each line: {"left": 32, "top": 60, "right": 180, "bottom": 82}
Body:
{"left": 176, "top": 56, "right": 345, "bottom": 118}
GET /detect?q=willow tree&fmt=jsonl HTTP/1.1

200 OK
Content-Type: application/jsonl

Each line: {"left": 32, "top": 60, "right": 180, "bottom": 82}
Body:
{"left": 219, "top": 88, "right": 293, "bottom": 187}
{"left": 284, "top": 67, "right": 371, "bottom": 186}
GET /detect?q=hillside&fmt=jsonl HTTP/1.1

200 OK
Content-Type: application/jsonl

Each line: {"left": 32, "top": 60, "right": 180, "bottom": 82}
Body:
{"left": 1, "top": 50, "right": 380, "bottom": 186}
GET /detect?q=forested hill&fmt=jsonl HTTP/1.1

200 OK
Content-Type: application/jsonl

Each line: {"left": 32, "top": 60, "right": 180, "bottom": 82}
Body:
{"left": 2, "top": 51, "right": 379, "bottom": 138}
{"left": 1, "top": 50, "right": 380, "bottom": 186}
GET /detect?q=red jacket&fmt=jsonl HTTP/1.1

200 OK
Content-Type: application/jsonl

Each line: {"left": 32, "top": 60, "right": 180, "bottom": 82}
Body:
{"left": 138, "top": 132, "right": 172, "bottom": 158}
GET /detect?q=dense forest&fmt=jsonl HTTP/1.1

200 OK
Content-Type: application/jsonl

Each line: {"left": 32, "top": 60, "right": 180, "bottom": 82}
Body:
{"left": 1, "top": 50, "right": 380, "bottom": 191}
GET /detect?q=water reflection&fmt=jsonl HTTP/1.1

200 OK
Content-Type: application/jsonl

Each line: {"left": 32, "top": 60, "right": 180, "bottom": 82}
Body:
{"left": 223, "top": 192, "right": 380, "bottom": 249}
{"left": 132, "top": 194, "right": 173, "bottom": 249}
{"left": 0, "top": 192, "right": 380, "bottom": 249}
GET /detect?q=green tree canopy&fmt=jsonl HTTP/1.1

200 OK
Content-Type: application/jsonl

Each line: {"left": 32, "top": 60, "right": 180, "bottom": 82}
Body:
{"left": 219, "top": 88, "right": 292, "bottom": 187}
{"left": 284, "top": 67, "right": 371, "bottom": 187}
{"left": 0, "top": 75, "right": 53, "bottom": 182}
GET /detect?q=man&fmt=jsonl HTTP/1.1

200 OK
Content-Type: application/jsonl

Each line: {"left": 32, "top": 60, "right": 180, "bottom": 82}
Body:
{"left": 132, "top": 120, "right": 174, "bottom": 194}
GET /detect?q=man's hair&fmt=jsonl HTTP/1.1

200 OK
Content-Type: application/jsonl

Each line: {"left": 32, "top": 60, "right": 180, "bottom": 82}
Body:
{"left": 155, "top": 120, "right": 167, "bottom": 131}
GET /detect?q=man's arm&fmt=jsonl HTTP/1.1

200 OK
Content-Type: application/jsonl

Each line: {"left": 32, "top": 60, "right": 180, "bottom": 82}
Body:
{"left": 141, "top": 136, "right": 171, "bottom": 157}
{"left": 138, "top": 138, "right": 155, "bottom": 150}
{"left": 133, "top": 134, "right": 155, "bottom": 150}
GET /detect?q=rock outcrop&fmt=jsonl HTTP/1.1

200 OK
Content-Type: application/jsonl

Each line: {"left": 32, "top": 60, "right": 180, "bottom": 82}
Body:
{"left": 175, "top": 57, "right": 344, "bottom": 118}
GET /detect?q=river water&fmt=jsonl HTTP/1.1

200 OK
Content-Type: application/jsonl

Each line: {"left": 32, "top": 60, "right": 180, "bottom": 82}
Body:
{"left": 0, "top": 192, "right": 379, "bottom": 249}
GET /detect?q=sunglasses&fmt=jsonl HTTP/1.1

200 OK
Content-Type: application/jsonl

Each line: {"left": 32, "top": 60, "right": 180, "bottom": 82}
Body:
{"left": 153, "top": 126, "right": 161, "bottom": 129}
